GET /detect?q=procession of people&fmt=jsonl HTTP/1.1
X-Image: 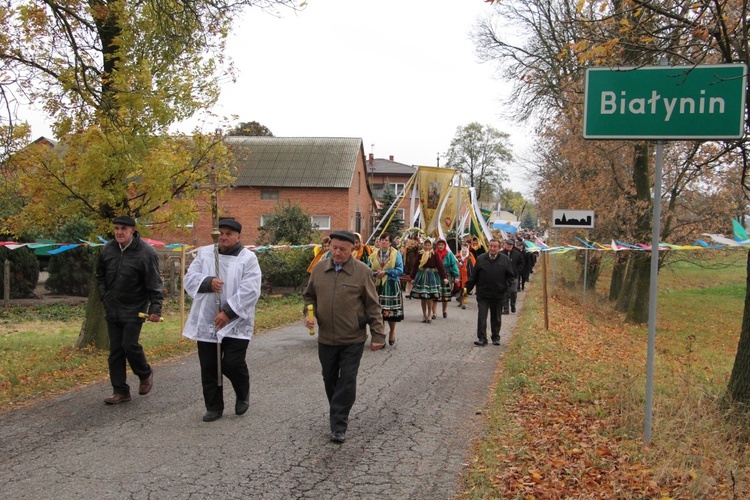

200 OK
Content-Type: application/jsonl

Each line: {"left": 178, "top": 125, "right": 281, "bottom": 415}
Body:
{"left": 100, "top": 212, "right": 537, "bottom": 443}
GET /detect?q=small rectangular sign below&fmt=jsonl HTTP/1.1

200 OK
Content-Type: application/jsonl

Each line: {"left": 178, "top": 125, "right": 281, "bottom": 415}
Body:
{"left": 552, "top": 210, "right": 595, "bottom": 229}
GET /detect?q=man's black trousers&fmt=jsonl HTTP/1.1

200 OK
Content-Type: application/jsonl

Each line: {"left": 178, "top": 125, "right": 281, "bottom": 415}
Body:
{"left": 197, "top": 337, "right": 250, "bottom": 412}
{"left": 318, "top": 342, "right": 365, "bottom": 434}
{"left": 476, "top": 297, "right": 504, "bottom": 343}
{"left": 107, "top": 320, "right": 151, "bottom": 396}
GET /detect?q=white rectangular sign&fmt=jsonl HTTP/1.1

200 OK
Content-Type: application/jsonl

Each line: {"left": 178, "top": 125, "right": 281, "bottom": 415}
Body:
{"left": 552, "top": 210, "right": 595, "bottom": 229}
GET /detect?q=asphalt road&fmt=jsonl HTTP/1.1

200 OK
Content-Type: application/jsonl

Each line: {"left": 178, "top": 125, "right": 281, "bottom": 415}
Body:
{"left": 0, "top": 291, "right": 523, "bottom": 499}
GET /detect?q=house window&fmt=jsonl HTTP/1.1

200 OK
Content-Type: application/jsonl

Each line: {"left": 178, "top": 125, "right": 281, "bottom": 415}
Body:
{"left": 260, "top": 214, "right": 274, "bottom": 227}
{"left": 396, "top": 209, "right": 405, "bottom": 220}
{"left": 260, "top": 190, "right": 279, "bottom": 200}
{"left": 388, "top": 183, "right": 405, "bottom": 195}
{"left": 311, "top": 216, "right": 331, "bottom": 230}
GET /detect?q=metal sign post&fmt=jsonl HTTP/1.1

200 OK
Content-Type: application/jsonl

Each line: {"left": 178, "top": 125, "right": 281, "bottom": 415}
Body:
{"left": 644, "top": 141, "right": 664, "bottom": 445}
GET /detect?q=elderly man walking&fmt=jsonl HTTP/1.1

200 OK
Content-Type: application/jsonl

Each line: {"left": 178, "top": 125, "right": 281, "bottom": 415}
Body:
{"left": 304, "top": 230, "right": 385, "bottom": 444}
{"left": 465, "top": 238, "right": 515, "bottom": 346}
{"left": 96, "top": 215, "right": 163, "bottom": 404}
{"left": 183, "top": 217, "right": 262, "bottom": 422}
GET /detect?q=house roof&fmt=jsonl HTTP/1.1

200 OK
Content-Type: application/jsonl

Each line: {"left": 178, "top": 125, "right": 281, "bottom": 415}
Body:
{"left": 227, "top": 136, "right": 364, "bottom": 188}
{"left": 33, "top": 136, "right": 58, "bottom": 148}
{"left": 366, "top": 157, "right": 416, "bottom": 176}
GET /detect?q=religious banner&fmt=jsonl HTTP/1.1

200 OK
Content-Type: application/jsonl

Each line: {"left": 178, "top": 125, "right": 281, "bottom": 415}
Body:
{"left": 416, "top": 166, "right": 456, "bottom": 234}
{"left": 437, "top": 185, "right": 472, "bottom": 236}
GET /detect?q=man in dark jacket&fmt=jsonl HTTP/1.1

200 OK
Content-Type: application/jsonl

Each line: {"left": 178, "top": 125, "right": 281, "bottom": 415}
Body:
{"left": 96, "top": 215, "right": 163, "bottom": 405}
{"left": 465, "top": 239, "right": 515, "bottom": 346}
{"left": 502, "top": 238, "right": 524, "bottom": 314}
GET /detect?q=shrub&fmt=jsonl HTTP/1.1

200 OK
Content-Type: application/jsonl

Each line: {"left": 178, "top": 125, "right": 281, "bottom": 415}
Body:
{"left": 46, "top": 247, "right": 97, "bottom": 296}
{"left": 0, "top": 246, "right": 40, "bottom": 298}
{"left": 45, "top": 220, "right": 97, "bottom": 296}
{"left": 256, "top": 202, "right": 315, "bottom": 245}
{"left": 256, "top": 247, "right": 313, "bottom": 291}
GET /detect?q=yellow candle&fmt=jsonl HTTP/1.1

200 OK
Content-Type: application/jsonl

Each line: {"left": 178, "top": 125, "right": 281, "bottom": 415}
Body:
{"left": 306, "top": 304, "right": 315, "bottom": 335}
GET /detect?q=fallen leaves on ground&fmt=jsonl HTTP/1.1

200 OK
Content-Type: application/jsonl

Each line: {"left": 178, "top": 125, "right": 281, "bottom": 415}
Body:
{"left": 461, "top": 292, "right": 748, "bottom": 499}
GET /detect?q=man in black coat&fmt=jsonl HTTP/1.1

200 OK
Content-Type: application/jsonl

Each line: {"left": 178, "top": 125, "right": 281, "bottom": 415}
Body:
{"left": 516, "top": 239, "right": 531, "bottom": 291}
{"left": 501, "top": 238, "right": 524, "bottom": 314}
{"left": 465, "top": 239, "right": 515, "bottom": 346}
{"left": 96, "top": 215, "right": 163, "bottom": 405}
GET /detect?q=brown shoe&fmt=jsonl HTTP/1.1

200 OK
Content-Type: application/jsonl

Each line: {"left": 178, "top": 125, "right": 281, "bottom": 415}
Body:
{"left": 138, "top": 372, "right": 154, "bottom": 395}
{"left": 104, "top": 393, "right": 131, "bottom": 405}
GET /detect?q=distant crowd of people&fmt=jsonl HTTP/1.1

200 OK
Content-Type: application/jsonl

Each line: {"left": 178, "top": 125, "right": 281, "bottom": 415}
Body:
{"left": 306, "top": 229, "right": 539, "bottom": 344}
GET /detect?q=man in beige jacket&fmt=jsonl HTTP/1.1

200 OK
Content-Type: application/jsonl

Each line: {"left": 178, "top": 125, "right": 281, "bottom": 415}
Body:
{"left": 304, "top": 230, "right": 385, "bottom": 444}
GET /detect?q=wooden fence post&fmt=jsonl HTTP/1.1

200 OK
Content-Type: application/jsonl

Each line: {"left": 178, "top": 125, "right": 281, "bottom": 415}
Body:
{"left": 4, "top": 260, "right": 10, "bottom": 307}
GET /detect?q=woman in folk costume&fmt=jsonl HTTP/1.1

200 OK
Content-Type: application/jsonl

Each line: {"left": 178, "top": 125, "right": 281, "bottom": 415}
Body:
{"left": 306, "top": 236, "right": 331, "bottom": 273}
{"left": 400, "top": 234, "right": 421, "bottom": 297}
{"left": 352, "top": 232, "right": 373, "bottom": 264}
{"left": 434, "top": 239, "right": 459, "bottom": 319}
{"left": 410, "top": 239, "right": 448, "bottom": 323}
{"left": 455, "top": 243, "right": 476, "bottom": 309}
{"left": 369, "top": 232, "right": 404, "bottom": 346}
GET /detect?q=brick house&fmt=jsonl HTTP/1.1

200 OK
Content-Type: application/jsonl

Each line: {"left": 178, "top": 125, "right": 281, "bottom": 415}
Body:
{"left": 156, "top": 137, "right": 378, "bottom": 247}
{"left": 366, "top": 154, "right": 418, "bottom": 230}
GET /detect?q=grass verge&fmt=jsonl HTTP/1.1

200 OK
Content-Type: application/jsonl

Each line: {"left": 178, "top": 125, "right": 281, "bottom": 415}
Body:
{"left": 460, "top": 251, "right": 750, "bottom": 498}
{"left": 0, "top": 294, "right": 303, "bottom": 412}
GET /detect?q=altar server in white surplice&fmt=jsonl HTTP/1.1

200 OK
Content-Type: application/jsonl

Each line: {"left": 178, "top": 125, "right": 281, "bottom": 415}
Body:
{"left": 183, "top": 217, "right": 262, "bottom": 422}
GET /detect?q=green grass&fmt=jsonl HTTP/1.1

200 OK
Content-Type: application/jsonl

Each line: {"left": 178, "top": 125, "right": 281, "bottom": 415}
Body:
{"left": 0, "top": 294, "right": 304, "bottom": 410}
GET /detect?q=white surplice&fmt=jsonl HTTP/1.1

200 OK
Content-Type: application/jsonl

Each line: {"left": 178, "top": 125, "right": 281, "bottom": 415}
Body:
{"left": 182, "top": 245, "right": 262, "bottom": 343}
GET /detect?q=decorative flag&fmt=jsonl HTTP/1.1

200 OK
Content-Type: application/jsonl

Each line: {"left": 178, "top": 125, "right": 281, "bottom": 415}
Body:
{"left": 416, "top": 166, "right": 456, "bottom": 235}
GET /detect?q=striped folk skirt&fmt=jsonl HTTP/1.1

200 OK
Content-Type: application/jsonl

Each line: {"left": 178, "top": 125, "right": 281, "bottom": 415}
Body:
{"left": 377, "top": 279, "right": 404, "bottom": 322}
{"left": 437, "top": 277, "right": 453, "bottom": 303}
{"left": 410, "top": 268, "right": 442, "bottom": 300}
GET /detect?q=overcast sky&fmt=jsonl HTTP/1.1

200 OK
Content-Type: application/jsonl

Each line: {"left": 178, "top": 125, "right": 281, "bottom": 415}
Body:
{"left": 26, "top": 0, "right": 535, "bottom": 194}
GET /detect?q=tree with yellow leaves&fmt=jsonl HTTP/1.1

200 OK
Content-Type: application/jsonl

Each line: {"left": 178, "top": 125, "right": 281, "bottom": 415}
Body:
{"left": 1, "top": 0, "right": 300, "bottom": 346}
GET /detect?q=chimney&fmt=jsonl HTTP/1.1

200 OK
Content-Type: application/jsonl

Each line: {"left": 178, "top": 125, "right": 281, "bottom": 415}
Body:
{"left": 368, "top": 153, "right": 374, "bottom": 166}
{"left": 389, "top": 155, "right": 394, "bottom": 161}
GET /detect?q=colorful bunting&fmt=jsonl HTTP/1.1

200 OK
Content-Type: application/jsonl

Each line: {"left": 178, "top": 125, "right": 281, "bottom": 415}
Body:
{"left": 3, "top": 220, "right": 750, "bottom": 255}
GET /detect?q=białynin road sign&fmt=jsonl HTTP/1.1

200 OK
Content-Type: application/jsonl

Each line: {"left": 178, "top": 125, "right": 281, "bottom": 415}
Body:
{"left": 584, "top": 64, "right": 747, "bottom": 140}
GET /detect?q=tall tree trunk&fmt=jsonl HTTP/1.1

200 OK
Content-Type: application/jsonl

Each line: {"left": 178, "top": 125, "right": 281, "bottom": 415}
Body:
{"left": 577, "top": 251, "right": 602, "bottom": 291}
{"left": 624, "top": 252, "right": 651, "bottom": 323}
{"left": 609, "top": 252, "right": 628, "bottom": 301}
{"left": 727, "top": 250, "right": 750, "bottom": 405}
{"left": 616, "top": 253, "right": 635, "bottom": 313}
{"left": 616, "top": 142, "right": 652, "bottom": 323}
{"left": 75, "top": 270, "right": 109, "bottom": 349}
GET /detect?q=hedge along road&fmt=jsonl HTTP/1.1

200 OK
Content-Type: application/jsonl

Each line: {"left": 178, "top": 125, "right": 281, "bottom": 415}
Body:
{"left": 0, "top": 290, "right": 524, "bottom": 499}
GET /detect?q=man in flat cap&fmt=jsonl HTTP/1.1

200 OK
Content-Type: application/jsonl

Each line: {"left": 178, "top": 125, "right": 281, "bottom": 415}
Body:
{"left": 303, "top": 230, "right": 385, "bottom": 443}
{"left": 465, "top": 238, "right": 515, "bottom": 346}
{"left": 182, "top": 217, "right": 262, "bottom": 422}
{"left": 96, "top": 215, "right": 163, "bottom": 404}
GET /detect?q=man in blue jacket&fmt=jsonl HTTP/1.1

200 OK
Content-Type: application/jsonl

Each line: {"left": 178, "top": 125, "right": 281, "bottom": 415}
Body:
{"left": 465, "top": 238, "right": 515, "bottom": 346}
{"left": 96, "top": 215, "right": 163, "bottom": 404}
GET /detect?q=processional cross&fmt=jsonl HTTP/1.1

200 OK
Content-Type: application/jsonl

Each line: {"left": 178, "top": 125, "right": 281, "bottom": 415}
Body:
{"left": 197, "top": 166, "right": 232, "bottom": 386}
